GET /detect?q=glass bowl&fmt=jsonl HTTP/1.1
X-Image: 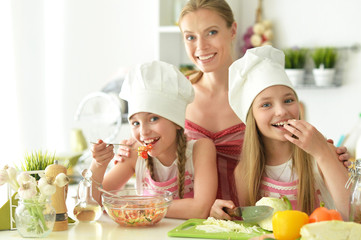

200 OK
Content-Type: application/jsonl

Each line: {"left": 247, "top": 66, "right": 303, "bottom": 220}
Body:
{"left": 102, "top": 189, "right": 173, "bottom": 227}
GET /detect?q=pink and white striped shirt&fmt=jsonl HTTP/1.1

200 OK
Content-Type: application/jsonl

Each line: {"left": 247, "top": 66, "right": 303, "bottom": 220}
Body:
{"left": 135, "top": 140, "right": 196, "bottom": 199}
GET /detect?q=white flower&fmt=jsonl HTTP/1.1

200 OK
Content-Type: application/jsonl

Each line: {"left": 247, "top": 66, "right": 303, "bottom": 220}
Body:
{"left": 18, "top": 181, "right": 37, "bottom": 199}
{"left": 17, "top": 172, "right": 36, "bottom": 186}
{"left": 6, "top": 165, "right": 17, "bottom": 181}
{"left": 39, "top": 182, "right": 56, "bottom": 196}
{"left": 38, "top": 177, "right": 56, "bottom": 196}
{"left": 0, "top": 168, "right": 9, "bottom": 185}
{"left": 54, "top": 173, "right": 69, "bottom": 187}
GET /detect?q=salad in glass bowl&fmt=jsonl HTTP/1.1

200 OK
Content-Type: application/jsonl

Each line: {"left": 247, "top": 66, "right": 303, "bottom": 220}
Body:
{"left": 102, "top": 189, "right": 173, "bottom": 227}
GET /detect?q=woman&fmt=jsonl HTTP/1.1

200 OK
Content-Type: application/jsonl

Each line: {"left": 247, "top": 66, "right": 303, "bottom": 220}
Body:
{"left": 177, "top": 0, "right": 242, "bottom": 205}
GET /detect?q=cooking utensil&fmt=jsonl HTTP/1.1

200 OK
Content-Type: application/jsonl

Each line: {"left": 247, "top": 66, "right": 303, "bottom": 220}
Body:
{"left": 223, "top": 206, "right": 273, "bottom": 223}
{"left": 168, "top": 218, "right": 270, "bottom": 239}
{"left": 90, "top": 141, "right": 132, "bottom": 147}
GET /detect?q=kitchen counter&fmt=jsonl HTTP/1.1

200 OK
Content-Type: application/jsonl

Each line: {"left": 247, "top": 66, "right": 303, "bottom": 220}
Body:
{"left": 0, "top": 215, "right": 195, "bottom": 240}
{"left": 0, "top": 184, "right": 202, "bottom": 240}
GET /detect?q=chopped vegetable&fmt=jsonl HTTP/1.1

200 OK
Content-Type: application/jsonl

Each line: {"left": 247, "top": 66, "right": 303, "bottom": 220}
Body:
{"left": 308, "top": 207, "right": 342, "bottom": 223}
{"left": 272, "top": 210, "right": 309, "bottom": 240}
{"left": 195, "top": 217, "right": 262, "bottom": 234}
{"left": 104, "top": 202, "right": 167, "bottom": 227}
{"left": 137, "top": 144, "right": 153, "bottom": 160}
{"left": 255, "top": 196, "right": 292, "bottom": 231}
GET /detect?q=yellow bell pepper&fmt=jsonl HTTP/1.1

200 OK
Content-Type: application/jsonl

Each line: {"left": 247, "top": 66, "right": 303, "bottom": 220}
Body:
{"left": 272, "top": 210, "right": 309, "bottom": 240}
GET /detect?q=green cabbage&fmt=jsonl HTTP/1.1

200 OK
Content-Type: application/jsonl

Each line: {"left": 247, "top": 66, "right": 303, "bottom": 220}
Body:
{"left": 300, "top": 221, "right": 361, "bottom": 240}
{"left": 255, "top": 196, "right": 292, "bottom": 231}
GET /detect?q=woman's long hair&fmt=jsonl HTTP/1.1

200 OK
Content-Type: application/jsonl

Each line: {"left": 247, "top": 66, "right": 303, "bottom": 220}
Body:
{"left": 145, "top": 128, "right": 188, "bottom": 198}
{"left": 240, "top": 104, "right": 316, "bottom": 214}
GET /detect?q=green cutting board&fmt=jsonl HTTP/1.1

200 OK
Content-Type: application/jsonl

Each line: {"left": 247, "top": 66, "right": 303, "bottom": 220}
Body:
{"left": 168, "top": 218, "right": 271, "bottom": 239}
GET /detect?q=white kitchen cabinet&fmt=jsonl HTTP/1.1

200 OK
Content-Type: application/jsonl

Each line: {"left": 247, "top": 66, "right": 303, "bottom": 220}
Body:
{"left": 155, "top": 0, "right": 192, "bottom": 68}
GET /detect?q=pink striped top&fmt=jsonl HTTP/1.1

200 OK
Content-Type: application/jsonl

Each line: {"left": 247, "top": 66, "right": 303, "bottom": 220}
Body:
{"left": 184, "top": 119, "right": 245, "bottom": 205}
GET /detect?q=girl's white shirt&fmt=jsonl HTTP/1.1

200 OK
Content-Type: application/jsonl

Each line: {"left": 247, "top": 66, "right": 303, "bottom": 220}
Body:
{"left": 265, "top": 158, "right": 335, "bottom": 209}
{"left": 135, "top": 140, "right": 195, "bottom": 183}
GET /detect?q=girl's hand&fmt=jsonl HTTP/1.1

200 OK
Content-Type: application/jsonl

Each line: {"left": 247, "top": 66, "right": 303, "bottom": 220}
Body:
{"left": 114, "top": 138, "right": 137, "bottom": 164}
{"left": 91, "top": 139, "right": 115, "bottom": 167}
{"left": 283, "top": 119, "right": 330, "bottom": 158}
{"left": 210, "top": 199, "right": 236, "bottom": 220}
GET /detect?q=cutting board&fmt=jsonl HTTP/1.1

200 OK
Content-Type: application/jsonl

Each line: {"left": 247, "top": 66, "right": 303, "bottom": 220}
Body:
{"left": 167, "top": 218, "right": 271, "bottom": 239}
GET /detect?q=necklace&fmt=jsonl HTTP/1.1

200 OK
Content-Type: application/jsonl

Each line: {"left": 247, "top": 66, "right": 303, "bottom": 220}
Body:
{"left": 276, "top": 161, "right": 289, "bottom": 181}
{"left": 266, "top": 160, "right": 291, "bottom": 182}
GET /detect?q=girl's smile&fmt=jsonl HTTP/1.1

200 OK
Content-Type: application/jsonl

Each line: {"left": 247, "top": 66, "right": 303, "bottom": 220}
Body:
{"left": 252, "top": 85, "right": 299, "bottom": 142}
{"left": 130, "top": 112, "right": 179, "bottom": 164}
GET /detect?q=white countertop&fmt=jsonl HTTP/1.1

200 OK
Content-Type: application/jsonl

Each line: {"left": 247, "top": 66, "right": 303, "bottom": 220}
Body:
{"left": 0, "top": 214, "right": 193, "bottom": 240}
{"left": 0, "top": 183, "right": 203, "bottom": 240}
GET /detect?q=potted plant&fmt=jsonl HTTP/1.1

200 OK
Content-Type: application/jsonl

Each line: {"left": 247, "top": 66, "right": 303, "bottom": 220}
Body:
{"left": 311, "top": 47, "right": 337, "bottom": 86}
{"left": 283, "top": 48, "right": 308, "bottom": 86}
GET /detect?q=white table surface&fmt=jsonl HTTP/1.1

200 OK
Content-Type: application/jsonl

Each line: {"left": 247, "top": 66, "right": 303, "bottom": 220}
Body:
{"left": 0, "top": 214, "right": 196, "bottom": 240}
{"left": 0, "top": 183, "right": 203, "bottom": 240}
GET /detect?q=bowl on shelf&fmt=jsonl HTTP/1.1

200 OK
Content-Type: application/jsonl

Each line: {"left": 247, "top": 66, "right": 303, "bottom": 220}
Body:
{"left": 102, "top": 189, "right": 173, "bottom": 227}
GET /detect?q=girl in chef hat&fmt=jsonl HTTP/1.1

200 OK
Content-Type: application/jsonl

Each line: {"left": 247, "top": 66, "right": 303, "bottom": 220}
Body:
{"left": 228, "top": 45, "right": 349, "bottom": 219}
{"left": 90, "top": 61, "right": 217, "bottom": 219}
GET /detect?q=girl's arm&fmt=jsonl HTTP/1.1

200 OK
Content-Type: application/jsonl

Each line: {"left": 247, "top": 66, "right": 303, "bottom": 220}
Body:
{"left": 284, "top": 119, "right": 350, "bottom": 219}
{"left": 90, "top": 139, "right": 137, "bottom": 205}
{"left": 166, "top": 138, "right": 217, "bottom": 219}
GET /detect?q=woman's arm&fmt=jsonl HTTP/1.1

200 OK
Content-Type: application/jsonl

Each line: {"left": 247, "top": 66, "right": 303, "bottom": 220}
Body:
{"left": 166, "top": 138, "right": 218, "bottom": 219}
{"left": 284, "top": 119, "right": 350, "bottom": 219}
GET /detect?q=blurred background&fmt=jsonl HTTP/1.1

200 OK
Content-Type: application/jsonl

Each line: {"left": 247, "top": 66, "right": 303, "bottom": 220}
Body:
{"left": 0, "top": 0, "right": 360, "bottom": 168}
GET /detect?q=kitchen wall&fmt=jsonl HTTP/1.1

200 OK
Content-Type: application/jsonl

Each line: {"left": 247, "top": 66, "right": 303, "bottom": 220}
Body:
{"left": 2, "top": 0, "right": 361, "bottom": 166}
{"left": 240, "top": 0, "right": 361, "bottom": 145}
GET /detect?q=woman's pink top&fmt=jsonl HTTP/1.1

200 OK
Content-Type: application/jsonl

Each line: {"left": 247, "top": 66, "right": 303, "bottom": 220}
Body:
{"left": 184, "top": 119, "right": 245, "bottom": 204}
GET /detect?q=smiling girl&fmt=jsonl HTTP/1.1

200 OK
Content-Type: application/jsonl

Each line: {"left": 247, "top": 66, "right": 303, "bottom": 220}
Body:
{"left": 228, "top": 46, "right": 350, "bottom": 219}
{"left": 90, "top": 61, "right": 217, "bottom": 219}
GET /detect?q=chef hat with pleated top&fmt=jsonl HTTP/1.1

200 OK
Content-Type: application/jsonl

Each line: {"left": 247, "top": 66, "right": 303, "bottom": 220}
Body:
{"left": 120, "top": 61, "right": 194, "bottom": 128}
{"left": 228, "top": 45, "right": 296, "bottom": 123}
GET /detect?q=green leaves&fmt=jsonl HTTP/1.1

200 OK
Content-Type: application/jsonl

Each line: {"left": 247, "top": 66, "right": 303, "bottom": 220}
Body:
{"left": 284, "top": 48, "right": 308, "bottom": 69}
{"left": 311, "top": 47, "right": 337, "bottom": 69}
{"left": 21, "top": 150, "right": 55, "bottom": 180}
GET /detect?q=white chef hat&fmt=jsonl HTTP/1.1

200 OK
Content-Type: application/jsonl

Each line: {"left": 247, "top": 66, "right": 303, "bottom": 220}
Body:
{"left": 120, "top": 61, "right": 194, "bottom": 128}
{"left": 228, "top": 45, "right": 296, "bottom": 123}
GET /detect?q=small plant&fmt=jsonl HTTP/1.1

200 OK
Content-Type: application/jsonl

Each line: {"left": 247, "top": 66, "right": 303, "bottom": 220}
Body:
{"left": 21, "top": 150, "right": 55, "bottom": 180}
{"left": 311, "top": 47, "right": 337, "bottom": 69}
{"left": 284, "top": 48, "right": 308, "bottom": 69}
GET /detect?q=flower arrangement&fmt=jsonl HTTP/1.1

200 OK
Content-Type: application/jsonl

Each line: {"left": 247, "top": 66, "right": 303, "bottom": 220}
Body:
{"left": 0, "top": 165, "right": 69, "bottom": 236}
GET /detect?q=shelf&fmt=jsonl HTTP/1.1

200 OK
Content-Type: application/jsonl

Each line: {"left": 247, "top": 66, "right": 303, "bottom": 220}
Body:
{"left": 292, "top": 70, "right": 343, "bottom": 89}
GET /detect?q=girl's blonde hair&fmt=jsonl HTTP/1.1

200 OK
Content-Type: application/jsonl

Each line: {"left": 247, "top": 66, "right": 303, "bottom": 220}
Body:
{"left": 240, "top": 103, "right": 316, "bottom": 214}
{"left": 179, "top": 0, "right": 235, "bottom": 84}
{"left": 146, "top": 128, "right": 188, "bottom": 198}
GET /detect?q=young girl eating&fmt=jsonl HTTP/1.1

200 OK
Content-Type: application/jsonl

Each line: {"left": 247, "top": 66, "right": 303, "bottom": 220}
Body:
{"left": 228, "top": 45, "right": 349, "bottom": 219}
{"left": 90, "top": 61, "right": 217, "bottom": 219}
